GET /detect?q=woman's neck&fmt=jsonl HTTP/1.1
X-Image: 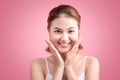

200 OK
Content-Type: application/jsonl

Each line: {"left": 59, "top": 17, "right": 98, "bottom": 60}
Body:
{"left": 60, "top": 50, "right": 80, "bottom": 62}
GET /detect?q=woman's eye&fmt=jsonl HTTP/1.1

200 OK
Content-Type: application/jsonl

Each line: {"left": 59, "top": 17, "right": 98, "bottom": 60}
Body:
{"left": 54, "top": 30, "right": 61, "bottom": 33}
{"left": 69, "top": 30, "right": 75, "bottom": 33}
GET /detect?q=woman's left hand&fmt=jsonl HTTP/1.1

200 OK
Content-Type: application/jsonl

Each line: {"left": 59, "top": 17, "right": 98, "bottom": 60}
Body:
{"left": 64, "top": 40, "right": 80, "bottom": 68}
{"left": 64, "top": 40, "right": 80, "bottom": 80}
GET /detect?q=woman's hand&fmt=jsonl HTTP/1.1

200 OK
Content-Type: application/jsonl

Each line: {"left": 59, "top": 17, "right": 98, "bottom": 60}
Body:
{"left": 45, "top": 39, "right": 64, "bottom": 68}
{"left": 45, "top": 39, "right": 80, "bottom": 80}
{"left": 65, "top": 40, "right": 80, "bottom": 68}
{"left": 64, "top": 40, "right": 80, "bottom": 80}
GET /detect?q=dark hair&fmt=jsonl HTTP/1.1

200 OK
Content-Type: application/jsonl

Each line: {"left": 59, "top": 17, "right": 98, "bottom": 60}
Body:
{"left": 47, "top": 4, "right": 81, "bottom": 30}
{"left": 46, "top": 4, "right": 83, "bottom": 52}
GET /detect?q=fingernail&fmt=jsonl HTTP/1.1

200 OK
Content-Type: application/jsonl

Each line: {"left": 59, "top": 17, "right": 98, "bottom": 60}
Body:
{"left": 44, "top": 39, "right": 47, "bottom": 42}
{"left": 44, "top": 39, "right": 49, "bottom": 43}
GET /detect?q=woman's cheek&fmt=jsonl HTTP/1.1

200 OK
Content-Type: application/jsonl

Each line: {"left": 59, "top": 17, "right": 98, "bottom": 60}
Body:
{"left": 50, "top": 35, "right": 59, "bottom": 45}
{"left": 70, "top": 35, "right": 78, "bottom": 41}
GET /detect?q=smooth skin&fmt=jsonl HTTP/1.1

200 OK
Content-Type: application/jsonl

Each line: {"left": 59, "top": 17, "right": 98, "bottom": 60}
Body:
{"left": 30, "top": 16, "right": 99, "bottom": 80}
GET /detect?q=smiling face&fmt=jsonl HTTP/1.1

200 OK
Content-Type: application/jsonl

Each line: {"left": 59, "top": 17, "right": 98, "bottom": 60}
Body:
{"left": 49, "top": 16, "right": 79, "bottom": 54}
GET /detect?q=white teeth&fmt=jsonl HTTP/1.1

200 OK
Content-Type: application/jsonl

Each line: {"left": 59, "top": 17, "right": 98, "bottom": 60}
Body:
{"left": 60, "top": 43, "right": 68, "bottom": 46}
{"left": 58, "top": 43, "right": 70, "bottom": 48}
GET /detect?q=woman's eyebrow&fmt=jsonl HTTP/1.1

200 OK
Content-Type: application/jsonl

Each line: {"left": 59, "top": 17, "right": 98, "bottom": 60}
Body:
{"left": 53, "top": 27, "right": 61, "bottom": 30}
{"left": 53, "top": 27, "right": 76, "bottom": 30}
{"left": 68, "top": 27, "right": 76, "bottom": 29}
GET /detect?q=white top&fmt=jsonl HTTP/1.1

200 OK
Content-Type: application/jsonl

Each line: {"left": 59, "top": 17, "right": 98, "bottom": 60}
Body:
{"left": 45, "top": 56, "right": 87, "bottom": 80}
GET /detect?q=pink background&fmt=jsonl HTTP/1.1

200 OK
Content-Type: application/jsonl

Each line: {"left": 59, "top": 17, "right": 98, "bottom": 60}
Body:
{"left": 0, "top": 0, "right": 120, "bottom": 80}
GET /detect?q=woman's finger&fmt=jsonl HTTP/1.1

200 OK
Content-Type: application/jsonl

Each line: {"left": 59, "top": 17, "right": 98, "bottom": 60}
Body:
{"left": 45, "top": 39, "right": 59, "bottom": 55}
{"left": 45, "top": 39, "right": 55, "bottom": 49}
{"left": 45, "top": 39, "right": 64, "bottom": 66}
{"left": 69, "top": 40, "right": 80, "bottom": 55}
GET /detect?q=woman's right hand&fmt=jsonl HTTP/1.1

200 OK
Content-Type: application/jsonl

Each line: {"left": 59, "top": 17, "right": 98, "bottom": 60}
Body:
{"left": 45, "top": 39, "right": 64, "bottom": 80}
{"left": 45, "top": 39, "right": 64, "bottom": 68}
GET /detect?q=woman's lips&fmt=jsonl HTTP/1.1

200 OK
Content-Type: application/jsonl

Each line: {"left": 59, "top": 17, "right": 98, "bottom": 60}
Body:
{"left": 58, "top": 42, "right": 71, "bottom": 48}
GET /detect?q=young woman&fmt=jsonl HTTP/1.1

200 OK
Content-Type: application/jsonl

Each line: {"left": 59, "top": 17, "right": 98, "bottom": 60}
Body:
{"left": 30, "top": 5, "right": 99, "bottom": 80}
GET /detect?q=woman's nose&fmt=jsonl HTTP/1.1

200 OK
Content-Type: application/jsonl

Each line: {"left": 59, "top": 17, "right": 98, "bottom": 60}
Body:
{"left": 60, "top": 33, "right": 69, "bottom": 41}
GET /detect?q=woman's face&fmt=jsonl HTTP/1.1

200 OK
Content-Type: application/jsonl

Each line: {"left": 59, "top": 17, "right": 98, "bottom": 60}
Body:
{"left": 49, "top": 16, "right": 79, "bottom": 54}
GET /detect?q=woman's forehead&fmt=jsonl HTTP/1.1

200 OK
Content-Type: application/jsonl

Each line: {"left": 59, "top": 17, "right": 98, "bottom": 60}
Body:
{"left": 51, "top": 17, "right": 78, "bottom": 29}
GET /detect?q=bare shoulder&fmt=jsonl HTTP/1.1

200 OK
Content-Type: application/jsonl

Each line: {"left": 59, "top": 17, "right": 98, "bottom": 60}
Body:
{"left": 85, "top": 56, "right": 100, "bottom": 80}
{"left": 30, "top": 58, "right": 45, "bottom": 69}
{"left": 85, "top": 56, "right": 100, "bottom": 72}
{"left": 86, "top": 56, "right": 99, "bottom": 66}
{"left": 30, "top": 58, "right": 45, "bottom": 80}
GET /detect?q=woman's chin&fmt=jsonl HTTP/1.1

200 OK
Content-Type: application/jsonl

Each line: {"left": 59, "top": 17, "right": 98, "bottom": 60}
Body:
{"left": 56, "top": 43, "right": 73, "bottom": 54}
{"left": 57, "top": 48, "right": 70, "bottom": 54}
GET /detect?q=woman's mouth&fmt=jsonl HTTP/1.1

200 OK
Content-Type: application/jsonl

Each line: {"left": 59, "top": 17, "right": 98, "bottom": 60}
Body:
{"left": 58, "top": 42, "right": 71, "bottom": 48}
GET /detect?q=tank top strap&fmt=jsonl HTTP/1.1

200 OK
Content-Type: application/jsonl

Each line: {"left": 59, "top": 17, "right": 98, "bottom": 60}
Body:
{"left": 45, "top": 58, "right": 49, "bottom": 73}
{"left": 82, "top": 56, "right": 87, "bottom": 72}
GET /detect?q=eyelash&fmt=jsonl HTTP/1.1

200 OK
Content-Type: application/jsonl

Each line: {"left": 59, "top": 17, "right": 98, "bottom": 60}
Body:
{"left": 69, "top": 30, "right": 75, "bottom": 33}
{"left": 54, "top": 30, "right": 61, "bottom": 33}
{"left": 54, "top": 30, "right": 75, "bottom": 34}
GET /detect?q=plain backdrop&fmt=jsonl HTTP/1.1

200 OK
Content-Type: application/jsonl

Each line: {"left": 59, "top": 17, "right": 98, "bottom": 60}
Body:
{"left": 0, "top": 0, "right": 120, "bottom": 80}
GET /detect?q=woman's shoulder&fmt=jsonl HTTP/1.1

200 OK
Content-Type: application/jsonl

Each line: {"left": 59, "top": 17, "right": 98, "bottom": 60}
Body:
{"left": 30, "top": 58, "right": 45, "bottom": 70}
{"left": 86, "top": 56, "right": 100, "bottom": 70}
{"left": 30, "top": 58, "right": 48, "bottom": 79}
{"left": 31, "top": 58, "right": 45, "bottom": 64}
{"left": 86, "top": 56, "right": 99, "bottom": 64}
